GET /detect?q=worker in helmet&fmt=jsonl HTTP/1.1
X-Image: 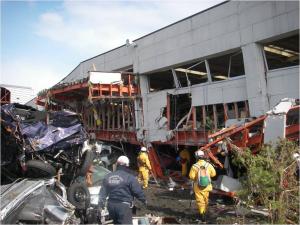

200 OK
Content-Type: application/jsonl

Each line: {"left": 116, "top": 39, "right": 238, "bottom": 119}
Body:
{"left": 189, "top": 150, "right": 216, "bottom": 223}
{"left": 137, "top": 146, "right": 152, "bottom": 189}
{"left": 99, "top": 155, "right": 146, "bottom": 224}
{"left": 176, "top": 147, "right": 191, "bottom": 177}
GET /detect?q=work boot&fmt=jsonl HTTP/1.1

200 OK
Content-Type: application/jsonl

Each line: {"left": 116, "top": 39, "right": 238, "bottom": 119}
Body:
{"left": 202, "top": 213, "right": 207, "bottom": 223}
{"left": 196, "top": 213, "right": 207, "bottom": 224}
{"left": 195, "top": 214, "right": 204, "bottom": 224}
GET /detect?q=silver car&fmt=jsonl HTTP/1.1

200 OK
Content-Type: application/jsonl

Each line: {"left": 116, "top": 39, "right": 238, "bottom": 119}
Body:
{"left": 1, "top": 178, "right": 79, "bottom": 224}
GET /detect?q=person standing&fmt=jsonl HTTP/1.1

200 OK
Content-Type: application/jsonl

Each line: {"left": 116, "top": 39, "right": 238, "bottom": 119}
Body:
{"left": 189, "top": 150, "right": 216, "bottom": 223}
{"left": 177, "top": 147, "right": 191, "bottom": 177}
{"left": 98, "top": 156, "right": 146, "bottom": 224}
{"left": 137, "top": 146, "right": 152, "bottom": 189}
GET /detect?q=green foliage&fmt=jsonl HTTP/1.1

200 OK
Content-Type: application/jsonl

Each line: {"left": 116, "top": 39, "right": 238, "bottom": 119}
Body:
{"left": 231, "top": 139, "right": 299, "bottom": 224}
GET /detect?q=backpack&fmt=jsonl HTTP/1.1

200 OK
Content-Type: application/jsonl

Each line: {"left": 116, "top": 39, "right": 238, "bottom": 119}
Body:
{"left": 196, "top": 162, "right": 210, "bottom": 188}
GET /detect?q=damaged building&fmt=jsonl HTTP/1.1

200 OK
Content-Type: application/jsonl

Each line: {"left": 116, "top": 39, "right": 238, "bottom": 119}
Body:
{"left": 36, "top": 1, "right": 299, "bottom": 179}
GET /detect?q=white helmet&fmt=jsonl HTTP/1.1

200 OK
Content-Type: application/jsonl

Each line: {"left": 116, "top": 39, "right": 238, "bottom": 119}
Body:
{"left": 195, "top": 150, "right": 205, "bottom": 158}
{"left": 140, "top": 146, "right": 147, "bottom": 152}
{"left": 117, "top": 155, "right": 130, "bottom": 166}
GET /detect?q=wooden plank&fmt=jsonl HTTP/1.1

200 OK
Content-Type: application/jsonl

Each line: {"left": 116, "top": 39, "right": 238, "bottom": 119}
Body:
{"left": 192, "top": 106, "right": 196, "bottom": 130}
{"left": 245, "top": 101, "right": 250, "bottom": 117}
{"left": 97, "top": 105, "right": 101, "bottom": 130}
{"left": 202, "top": 106, "right": 206, "bottom": 126}
{"left": 127, "top": 101, "right": 131, "bottom": 129}
{"left": 122, "top": 100, "right": 125, "bottom": 130}
{"left": 223, "top": 103, "right": 228, "bottom": 121}
{"left": 117, "top": 103, "right": 121, "bottom": 129}
{"left": 107, "top": 103, "right": 111, "bottom": 130}
{"left": 131, "top": 102, "right": 136, "bottom": 129}
{"left": 167, "top": 95, "right": 170, "bottom": 129}
{"left": 233, "top": 102, "right": 239, "bottom": 119}
{"left": 213, "top": 104, "right": 217, "bottom": 130}
{"left": 102, "top": 103, "right": 106, "bottom": 130}
{"left": 111, "top": 103, "right": 116, "bottom": 130}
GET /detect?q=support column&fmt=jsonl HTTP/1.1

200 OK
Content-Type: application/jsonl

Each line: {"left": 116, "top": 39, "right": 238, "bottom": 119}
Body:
{"left": 242, "top": 43, "right": 269, "bottom": 117}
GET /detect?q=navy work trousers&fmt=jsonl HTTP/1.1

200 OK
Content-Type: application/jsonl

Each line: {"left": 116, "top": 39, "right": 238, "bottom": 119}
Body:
{"left": 107, "top": 201, "right": 132, "bottom": 224}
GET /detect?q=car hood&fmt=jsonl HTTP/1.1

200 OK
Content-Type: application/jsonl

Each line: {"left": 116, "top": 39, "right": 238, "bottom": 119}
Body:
{"left": 0, "top": 178, "right": 79, "bottom": 224}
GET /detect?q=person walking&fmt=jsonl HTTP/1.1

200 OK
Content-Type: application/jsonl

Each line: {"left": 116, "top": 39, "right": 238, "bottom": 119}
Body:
{"left": 189, "top": 150, "right": 216, "bottom": 223}
{"left": 137, "top": 146, "right": 152, "bottom": 189}
{"left": 98, "top": 155, "right": 146, "bottom": 224}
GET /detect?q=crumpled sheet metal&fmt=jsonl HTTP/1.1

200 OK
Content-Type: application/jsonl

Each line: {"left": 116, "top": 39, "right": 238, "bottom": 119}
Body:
{"left": 1, "top": 179, "right": 79, "bottom": 224}
{"left": 1, "top": 103, "right": 87, "bottom": 153}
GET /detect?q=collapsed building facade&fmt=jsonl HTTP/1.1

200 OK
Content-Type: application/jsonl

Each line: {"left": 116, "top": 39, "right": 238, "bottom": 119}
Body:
{"left": 37, "top": 1, "right": 299, "bottom": 178}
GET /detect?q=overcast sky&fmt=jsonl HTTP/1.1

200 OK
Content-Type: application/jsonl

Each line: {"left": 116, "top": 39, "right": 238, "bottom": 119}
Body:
{"left": 1, "top": 0, "right": 223, "bottom": 94}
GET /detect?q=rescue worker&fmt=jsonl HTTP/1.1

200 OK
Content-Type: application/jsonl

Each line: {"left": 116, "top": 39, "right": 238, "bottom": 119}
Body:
{"left": 177, "top": 148, "right": 191, "bottom": 177}
{"left": 98, "top": 155, "right": 146, "bottom": 224}
{"left": 137, "top": 146, "right": 152, "bottom": 189}
{"left": 189, "top": 150, "right": 216, "bottom": 223}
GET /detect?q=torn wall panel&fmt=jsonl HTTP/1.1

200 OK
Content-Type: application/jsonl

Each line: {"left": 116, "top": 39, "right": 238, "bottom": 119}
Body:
{"left": 191, "top": 77, "right": 247, "bottom": 106}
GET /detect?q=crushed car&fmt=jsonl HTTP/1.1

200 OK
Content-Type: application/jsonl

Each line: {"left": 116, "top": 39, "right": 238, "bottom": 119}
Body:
{"left": 1, "top": 103, "right": 94, "bottom": 210}
{"left": 0, "top": 178, "right": 80, "bottom": 224}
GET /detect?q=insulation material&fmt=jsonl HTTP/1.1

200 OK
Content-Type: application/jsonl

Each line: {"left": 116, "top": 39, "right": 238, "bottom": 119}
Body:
{"left": 264, "top": 114, "right": 286, "bottom": 145}
{"left": 89, "top": 72, "right": 121, "bottom": 84}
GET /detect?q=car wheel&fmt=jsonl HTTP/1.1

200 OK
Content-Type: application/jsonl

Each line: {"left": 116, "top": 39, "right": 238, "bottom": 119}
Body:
{"left": 77, "top": 151, "right": 94, "bottom": 176}
{"left": 25, "top": 160, "right": 56, "bottom": 178}
{"left": 67, "top": 182, "right": 90, "bottom": 209}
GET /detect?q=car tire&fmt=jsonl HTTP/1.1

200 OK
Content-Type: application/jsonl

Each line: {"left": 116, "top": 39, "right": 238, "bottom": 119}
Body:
{"left": 25, "top": 160, "right": 56, "bottom": 178}
{"left": 77, "top": 150, "right": 94, "bottom": 176}
{"left": 67, "top": 182, "right": 90, "bottom": 209}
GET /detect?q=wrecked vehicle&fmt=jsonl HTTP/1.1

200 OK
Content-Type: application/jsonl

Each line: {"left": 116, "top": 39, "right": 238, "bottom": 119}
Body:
{"left": 93, "top": 140, "right": 125, "bottom": 170}
{"left": 0, "top": 178, "right": 80, "bottom": 224}
{"left": 78, "top": 164, "right": 111, "bottom": 224}
{"left": 1, "top": 103, "right": 93, "bottom": 209}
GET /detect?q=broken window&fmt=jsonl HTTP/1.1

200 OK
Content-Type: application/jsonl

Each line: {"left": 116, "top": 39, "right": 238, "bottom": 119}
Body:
{"left": 194, "top": 101, "right": 249, "bottom": 131}
{"left": 263, "top": 34, "right": 299, "bottom": 70}
{"left": 195, "top": 106, "right": 205, "bottom": 129}
{"left": 149, "top": 70, "right": 175, "bottom": 92}
{"left": 216, "top": 104, "right": 225, "bottom": 128}
{"left": 226, "top": 103, "right": 236, "bottom": 119}
{"left": 174, "top": 61, "right": 208, "bottom": 87}
{"left": 208, "top": 50, "right": 245, "bottom": 81}
{"left": 237, "top": 101, "right": 249, "bottom": 118}
{"left": 169, "top": 94, "right": 191, "bottom": 130}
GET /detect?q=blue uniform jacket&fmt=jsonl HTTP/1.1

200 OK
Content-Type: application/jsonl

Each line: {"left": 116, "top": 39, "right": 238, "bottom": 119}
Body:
{"left": 98, "top": 165, "right": 146, "bottom": 207}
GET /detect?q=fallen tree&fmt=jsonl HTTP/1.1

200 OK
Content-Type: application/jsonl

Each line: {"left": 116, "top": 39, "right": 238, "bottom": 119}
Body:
{"left": 231, "top": 139, "right": 299, "bottom": 224}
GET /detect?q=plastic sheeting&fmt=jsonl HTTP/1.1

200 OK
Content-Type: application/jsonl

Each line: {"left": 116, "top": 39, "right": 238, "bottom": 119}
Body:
{"left": 1, "top": 103, "right": 87, "bottom": 162}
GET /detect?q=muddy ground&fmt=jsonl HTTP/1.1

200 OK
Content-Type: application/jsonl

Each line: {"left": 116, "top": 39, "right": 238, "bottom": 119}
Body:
{"left": 134, "top": 183, "right": 267, "bottom": 224}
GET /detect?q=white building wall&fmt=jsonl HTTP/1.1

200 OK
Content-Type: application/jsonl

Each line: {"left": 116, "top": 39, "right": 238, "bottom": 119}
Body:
{"left": 242, "top": 43, "right": 269, "bottom": 117}
{"left": 191, "top": 77, "right": 247, "bottom": 106}
{"left": 267, "top": 66, "right": 299, "bottom": 108}
{"left": 135, "top": 1, "right": 299, "bottom": 74}
{"left": 1, "top": 84, "right": 35, "bottom": 104}
{"left": 57, "top": 1, "right": 299, "bottom": 142}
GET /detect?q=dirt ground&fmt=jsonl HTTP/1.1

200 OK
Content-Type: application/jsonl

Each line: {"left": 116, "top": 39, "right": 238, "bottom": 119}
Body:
{"left": 134, "top": 183, "right": 267, "bottom": 224}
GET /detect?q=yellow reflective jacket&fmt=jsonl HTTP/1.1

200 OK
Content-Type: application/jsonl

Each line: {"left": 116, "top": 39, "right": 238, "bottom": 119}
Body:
{"left": 189, "top": 159, "right": 216, "bottom": 192}
{"left": 137, "top": 152, "right": 152, "bottom": 171}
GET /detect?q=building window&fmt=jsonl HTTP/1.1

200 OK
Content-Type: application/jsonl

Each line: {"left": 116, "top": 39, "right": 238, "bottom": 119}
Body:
{"left": 263, "top": 34, "right": 299, "bottom": 70}
{"left": 174, "top": 60, "right": 208, "bottom": 86}
{"left": 169, "top": 93, "right": 191, "bottom": 130}
{"left": 208, "top": 50, "right": 245, "bottom": 81}
{"left": 149, "top": 70, "right": 175, "bottom": 92}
